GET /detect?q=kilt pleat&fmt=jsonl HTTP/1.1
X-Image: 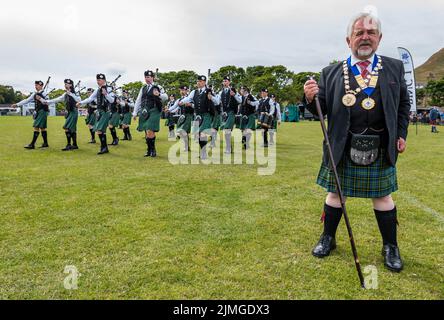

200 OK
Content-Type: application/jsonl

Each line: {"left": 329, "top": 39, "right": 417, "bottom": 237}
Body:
{"left": 317, "top": 150, "right": 398, "bottom": 198}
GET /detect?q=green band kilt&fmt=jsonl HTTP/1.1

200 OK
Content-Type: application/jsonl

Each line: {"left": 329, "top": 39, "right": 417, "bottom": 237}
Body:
{"left": 33, "top": 110, "right": 48, "bottom": 129}
{"left": 241, "top": 114, "right": 257, "bottom": 131}
{"left": 177, "top": 114, "right": 193, "bottom": 134}
{"left": 121, "top": 112, "right": 132, "bottom": 126}
{"left": 221, "top": 111, "right": 235, "bottom": 130}
{"left": 85, "top": 113, "right": 96, "bottom": 126}
{"left": 63, "top": 111, "right": 78, "bottom": 133}
{"left": 317, "top": 150, "right": 398, "bottom": 198}
{"left": 137, "top": 108, "right": 161, "bottom": 132}
{"left": 109, "top": 112, "right": 120, "bottom": 127}
{"left": 93, "top": 110, "right": 110, "bottom": 133}
{"left": 193, "top": 113, "right": 212, "bottom": 133}
{"left": 212, "top": 113, "right": 222, "bottom": 130}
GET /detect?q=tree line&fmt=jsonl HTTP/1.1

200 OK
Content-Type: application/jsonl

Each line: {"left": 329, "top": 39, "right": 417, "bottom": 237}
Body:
{"left": 8, "top": 64, "right": 444, "bottom": 110}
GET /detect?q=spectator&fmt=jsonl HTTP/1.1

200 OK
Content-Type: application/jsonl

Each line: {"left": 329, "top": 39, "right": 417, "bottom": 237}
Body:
{"left": 429, "top": 107, "right": 439, "bottom": 133}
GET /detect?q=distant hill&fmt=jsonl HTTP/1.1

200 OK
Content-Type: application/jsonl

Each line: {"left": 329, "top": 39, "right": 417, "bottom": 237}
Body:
{"left": 415, "top": 48, "right": 444, "bottom": 84}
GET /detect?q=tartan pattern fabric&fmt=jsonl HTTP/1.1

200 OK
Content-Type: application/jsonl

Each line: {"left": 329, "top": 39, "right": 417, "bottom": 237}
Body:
{"left": 317, "top": 150, "right": 398, "bottom": 198}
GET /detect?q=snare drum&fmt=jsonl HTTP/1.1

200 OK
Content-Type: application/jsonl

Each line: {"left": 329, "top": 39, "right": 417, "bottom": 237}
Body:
{"left": 259, "top": 113, "right": 273, "bottom": 129}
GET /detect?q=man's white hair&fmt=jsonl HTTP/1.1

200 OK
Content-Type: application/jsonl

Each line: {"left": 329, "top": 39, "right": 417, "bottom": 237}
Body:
{"left": 347, "top": 12, "right": 382, "bottom": 38}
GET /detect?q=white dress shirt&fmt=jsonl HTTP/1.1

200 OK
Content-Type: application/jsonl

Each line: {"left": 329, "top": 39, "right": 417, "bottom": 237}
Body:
{"left": 78, "top": 87, "right": 115, "bottom": 106}
{"left": 42, "top": 92, "right": 80, "bottom": 105}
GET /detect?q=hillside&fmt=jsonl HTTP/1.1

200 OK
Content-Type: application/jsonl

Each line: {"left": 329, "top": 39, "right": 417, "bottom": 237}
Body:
{"left": 415, "top": 48, "right": 444, "bottom": 84}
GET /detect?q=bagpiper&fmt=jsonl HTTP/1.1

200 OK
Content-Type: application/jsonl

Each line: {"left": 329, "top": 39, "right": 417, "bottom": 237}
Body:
{"left": 77, "top": 74, "right": 116, "bottom": 155}
{"left": 41, "top": 79, "right": 81, "bottom": 151}
{"left": 13, "top": 80, "right": 50, "bottom": 149}
{"left": 132, "top": 70, "right": 168, "bottom": 157}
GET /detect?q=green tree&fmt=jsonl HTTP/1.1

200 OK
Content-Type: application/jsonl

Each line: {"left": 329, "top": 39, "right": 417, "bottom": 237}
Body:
{"left": 122, "top": 81, "right": 144, "bottom": 101}
{"left": 156, "top": 70, "right": 198, "bottom": 98}
{"left": 48, "top": 89, "right": 66, "bottom": 112}
{"left": 425, "top": 78, "right": 444, "bottom": 106}
{"left": 209, "top": 66, "right": 246, "bottom": 89}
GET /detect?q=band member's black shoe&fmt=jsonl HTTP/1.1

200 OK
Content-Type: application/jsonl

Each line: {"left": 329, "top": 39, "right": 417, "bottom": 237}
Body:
{"left": 150, "top": 149, "right": 157, "bottom": 157}
{"left": 62, "top": 145, "right": 72, "bottom": 151}
{"left": 97, "top": 148, "right": 109, "bottom": 155}
{"left": 144, "top": 152, "right": 151, "bottom": 157}
{"left": 88, "top": 139, "right": 96, "bottom": 144}
{"left": 312, "top": 234, "right": 336, "bottom": 258}
{"left": 71, "top": 145, "right": 79, "bottom": 150}
{"left": 39, "top": 143, "right": 49, "bottom": 148}
{"left": 109, "top": 138, "right": 119, "bottom": 146}
{"left": 382, "top": 244, "right": 403, "bottom": 272}
{"left": 24, "top": 144, "right": 35, "bottom": 149}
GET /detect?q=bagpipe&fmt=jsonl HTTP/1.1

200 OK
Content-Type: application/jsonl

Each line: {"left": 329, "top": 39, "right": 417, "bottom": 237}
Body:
{"left": 108, "top": 75, "right": 121, "bottom": 89}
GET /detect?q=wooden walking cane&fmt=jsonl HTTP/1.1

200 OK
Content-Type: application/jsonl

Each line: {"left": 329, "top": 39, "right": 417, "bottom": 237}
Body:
{"left": 308, "top": 76, "right": 366, "bottom": 288}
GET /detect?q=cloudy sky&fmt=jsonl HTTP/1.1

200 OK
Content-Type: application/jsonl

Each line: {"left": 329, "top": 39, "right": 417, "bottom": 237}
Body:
{"left": 1, "top": 0, "right": 443, "bottom": 93}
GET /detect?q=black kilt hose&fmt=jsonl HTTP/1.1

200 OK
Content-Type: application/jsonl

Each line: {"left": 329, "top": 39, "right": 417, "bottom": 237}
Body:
{"left": 303, "top": 56, "right": 411, "bottom": 199}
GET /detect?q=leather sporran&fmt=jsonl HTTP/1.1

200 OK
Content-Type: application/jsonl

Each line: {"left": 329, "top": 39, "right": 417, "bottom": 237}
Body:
{"left": 141, "top": 108, "right": 150, "bottom": 121}
{"left": 350, "top": 134, "right": 380, "bottom": 166}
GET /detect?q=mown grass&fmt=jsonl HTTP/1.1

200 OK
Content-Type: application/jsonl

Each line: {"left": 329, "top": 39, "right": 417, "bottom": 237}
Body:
{"left": 0, "top": 116, "right": 442, "bottom": 299}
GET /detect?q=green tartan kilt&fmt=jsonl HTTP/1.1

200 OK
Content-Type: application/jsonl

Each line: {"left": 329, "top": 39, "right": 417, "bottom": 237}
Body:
{"left": 177, "top": 114, "right": 193, "bottom": 134}
{"left": 221, "top": 112, "right": 235, "bottom": 130}
{"left": 109, "top": 112, "right": 120, "bottom": 127}
{"left": 241, "top": 114, "right": 257, "bottom": 130}
{"left": 317, "top": 150, "right": 398, "bottom": 198}
{"left": 192, "top": 113, "right": 212, "bottom": 133}
{"left": 93, "top": 110, "right": 110, "bottom": 133}
{"left": 63, "top": 111, "right": 78, "bottom": 133}
{"left": 33, "top": 110, "right": 48, "bottom": 129}
{"left": 121, "top": 112, "right": 132, "bottom": 126}
{"left": 211, "top": 113, "right": 222, "bottom": 130}
{"left": 137, "top": 108, "right": 161, "bottom": 132}
{"left": 85, "top": 113, "right": 96, "bottom": 126}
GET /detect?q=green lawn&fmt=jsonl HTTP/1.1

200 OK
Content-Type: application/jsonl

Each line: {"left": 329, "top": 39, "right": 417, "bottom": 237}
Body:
{"left": 0, "top": 116, "right": 442, "bottom": 299}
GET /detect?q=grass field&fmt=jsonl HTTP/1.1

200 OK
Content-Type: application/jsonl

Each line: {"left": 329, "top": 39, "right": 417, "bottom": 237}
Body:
{"left": 0, "top": 116, "right": 443, "bottom": 300}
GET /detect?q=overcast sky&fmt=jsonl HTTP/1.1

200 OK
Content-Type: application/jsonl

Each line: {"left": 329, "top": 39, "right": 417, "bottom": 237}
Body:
{"left": 1, "top": 0, "right": 443, "bottom": 93}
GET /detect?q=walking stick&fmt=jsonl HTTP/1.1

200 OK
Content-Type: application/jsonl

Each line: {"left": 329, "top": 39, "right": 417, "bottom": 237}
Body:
{"left": 309, "top": 76, "right": 365, "bottom": 288}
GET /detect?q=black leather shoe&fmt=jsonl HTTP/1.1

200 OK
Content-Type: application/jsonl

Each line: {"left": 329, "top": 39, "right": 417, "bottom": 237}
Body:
{"left": 150, "top": 149, "right": 157, "bottom": 157}
{"left": 97, "top": 148, "right": 109, "bottom": 155}
{"left": 312, "top": 234, "right": 336, "bottom": 258}
{"left": 71, "top": 145, "right": 79, "bottom": 150}
{"left": 24, "top": 144, "right": 35, "bottom": 149}
{"left": 88, "top": 139, "right": 96, "bottom": 144}
{"left": 382, "top": 244, "right": 403, "bottom": 272}
{"left": 39, "top": 143, "right": 49, "bottom": 148}
{"left": 109, "top": 138, "right": 119, "bottom": 146}
{"left": 61, "top": 145, "right": 72, "bottom": 151}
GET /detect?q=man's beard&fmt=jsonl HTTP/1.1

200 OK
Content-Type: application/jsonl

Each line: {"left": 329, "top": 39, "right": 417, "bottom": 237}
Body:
{"left": 357, "top": 47, "right": 374, "bottom": 58}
